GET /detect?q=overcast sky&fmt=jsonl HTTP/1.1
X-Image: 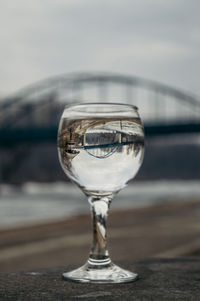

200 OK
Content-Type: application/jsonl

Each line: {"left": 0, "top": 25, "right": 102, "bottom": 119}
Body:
{"left": 0, "top": 0, "right": 200, "bottom": 97}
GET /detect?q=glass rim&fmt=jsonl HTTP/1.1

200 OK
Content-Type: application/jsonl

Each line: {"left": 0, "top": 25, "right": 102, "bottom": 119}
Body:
{"left": 64, "top": 102, "right": 138, "bottom": 111}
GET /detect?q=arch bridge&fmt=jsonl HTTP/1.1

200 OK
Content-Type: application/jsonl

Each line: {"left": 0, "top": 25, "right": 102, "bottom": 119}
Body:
{"left": 0, "top": 72, "right": 200, "bottom": 145}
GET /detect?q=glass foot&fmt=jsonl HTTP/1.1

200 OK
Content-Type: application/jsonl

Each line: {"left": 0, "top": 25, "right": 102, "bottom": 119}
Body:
{"left": 62, "top": 260, "right": 138, "bottom": 283}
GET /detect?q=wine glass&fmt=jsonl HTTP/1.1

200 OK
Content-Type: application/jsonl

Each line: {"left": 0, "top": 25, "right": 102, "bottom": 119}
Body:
{"left": 57, "top": 103, "right": 144, "bottom": 283}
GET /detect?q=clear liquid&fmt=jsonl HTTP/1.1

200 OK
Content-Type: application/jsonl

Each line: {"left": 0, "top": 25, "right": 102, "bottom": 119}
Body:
{"left": 58, "top": 118, "right": 144, "bottom": 196}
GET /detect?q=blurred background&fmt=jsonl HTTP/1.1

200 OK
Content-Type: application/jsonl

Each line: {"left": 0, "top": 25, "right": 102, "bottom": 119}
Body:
{"left": 0, "top": 0, "right": 200, "bottom": 272}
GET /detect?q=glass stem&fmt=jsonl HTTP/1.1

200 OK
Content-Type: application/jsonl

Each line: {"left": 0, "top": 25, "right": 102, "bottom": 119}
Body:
{"left": 88, "top": 196, "right": 112, "bottom": 265}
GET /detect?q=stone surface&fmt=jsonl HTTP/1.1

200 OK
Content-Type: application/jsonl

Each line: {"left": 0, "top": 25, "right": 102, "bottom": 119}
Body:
{"left": 0, "top": 258, "right": 199, "bottom": 300}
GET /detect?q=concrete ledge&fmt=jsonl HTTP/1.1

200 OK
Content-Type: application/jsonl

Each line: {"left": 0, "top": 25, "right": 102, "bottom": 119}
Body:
{"left": 0, "top": 258, "right": 199, "bottom": 300}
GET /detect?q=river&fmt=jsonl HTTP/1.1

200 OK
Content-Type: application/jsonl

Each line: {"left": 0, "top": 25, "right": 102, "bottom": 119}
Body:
{"left": 0, "top": 180, "right": 200, "bottom": 229}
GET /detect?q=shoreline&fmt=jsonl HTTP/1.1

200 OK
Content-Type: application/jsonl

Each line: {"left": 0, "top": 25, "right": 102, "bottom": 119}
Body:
{"left": 0, "top": 195, "right": 200, "bottom": 232}
{"left": 1, "top": 179, "right": 200, "bottom": 229}
{"left": 0, "top": 199, "right": 199, "bottom": 273}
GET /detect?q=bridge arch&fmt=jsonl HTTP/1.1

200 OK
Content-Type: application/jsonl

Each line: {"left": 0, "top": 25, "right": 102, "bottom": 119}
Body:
{"left": 0, "top": 72, "right": 200, "bottom": 129}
